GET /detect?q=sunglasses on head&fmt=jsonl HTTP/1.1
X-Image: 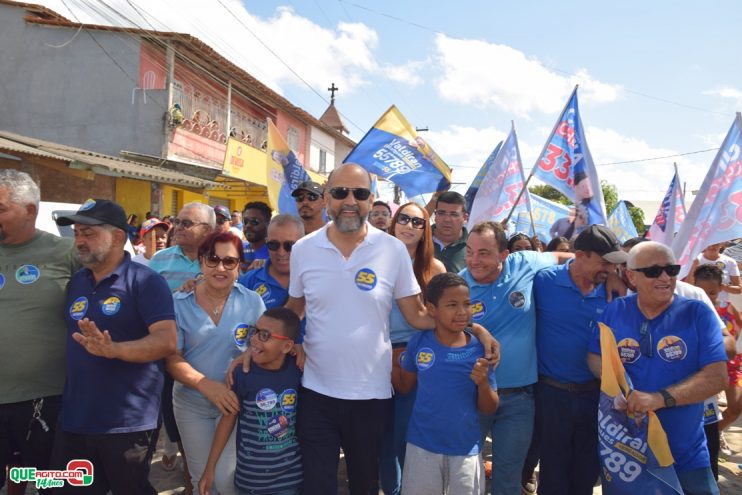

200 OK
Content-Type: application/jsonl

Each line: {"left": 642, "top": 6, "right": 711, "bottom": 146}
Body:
{"left": 329, "top": 187, "right": 371, "bottom": 201}
{"left": 397, "top": 213, "right": 426, "bottom": 229}
{"left": 242, "top": 217, "right": 262, "bottom": 226}
{"left": 631, "top": 264, "right": 681, "bottom": 278}
{"left": 294, "top": 192, "right": 320, "bottom": 202}
{"left": 266, "top": 240, "right": 295, "bottom": 252}
{"left": 248, "top": 325, "right": 293, "bottom": 342}
{"left": 203, "top": 254, "right": 240, "bottom": 270}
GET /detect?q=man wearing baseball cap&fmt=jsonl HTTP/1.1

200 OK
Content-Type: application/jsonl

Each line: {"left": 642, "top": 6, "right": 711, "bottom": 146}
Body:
{"left": 291, "top": 180, "right": 326, "bottom": 235}
{"left": 132, "top": 217, "right": 169, "bottom": 266}
{"left": 532, "top": 225, "right": 627, "bottom": 495}
{"left": 214, "top": 204, "right": 245, "bottom": 240}
{"left": 52, "top": 199, "right": 176, "bottom": 494}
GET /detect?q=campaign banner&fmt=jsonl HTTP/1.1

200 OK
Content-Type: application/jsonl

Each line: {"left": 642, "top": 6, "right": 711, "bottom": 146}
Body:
{"left": 343, "top": 105, "right": 451, "bottom": 197}
{"left": 532, "top": 86, "right": 607, "bottom": 233}
{"left": 648, "top": 165, "right": 686, "bottom": 246}
{"left": 465, "top": 141, "right": 503, "bottom": 214}
{"left": 598, "top": 323, "right": 682, "bottom": 494}
{"left": 468, "top": 124, "right": 531, "bottom": 228}
{"left": 607, "top": 201, "right": 639, "bottom": 243}
{"left": 266, "top": 120, "right": 311, "bottom": 215}
{"left": 672, "top": 113, "right": 742, "bottom": 278}
{"left": 514, "top": 193, "right": 571, "bottom": 241}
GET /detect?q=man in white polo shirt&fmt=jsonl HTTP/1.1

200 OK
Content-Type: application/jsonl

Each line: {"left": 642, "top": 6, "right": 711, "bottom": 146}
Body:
{"left": 285, "top": 163, "right": 494, "bottom": 494}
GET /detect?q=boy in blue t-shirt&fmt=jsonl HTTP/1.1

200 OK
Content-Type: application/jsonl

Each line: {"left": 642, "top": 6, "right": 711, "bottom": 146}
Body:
{"left": 394, "top": 273, "right": 499, "bottom": 495}
{"left": 200, "top": 308, "right": 302, "bottom": 495}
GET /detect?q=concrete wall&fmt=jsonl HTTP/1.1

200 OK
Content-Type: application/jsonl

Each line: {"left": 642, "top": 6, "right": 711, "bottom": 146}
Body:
{"left": 0, "top": 4, "right": 166, "bottom": 158}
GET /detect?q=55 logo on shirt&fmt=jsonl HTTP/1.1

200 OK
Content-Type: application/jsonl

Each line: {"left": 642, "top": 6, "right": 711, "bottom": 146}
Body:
{"left": 416, "top": 348, "right": 435, "bottom": 371}
{"left": 355, "top": 268, "right": 377, "bottom": 291}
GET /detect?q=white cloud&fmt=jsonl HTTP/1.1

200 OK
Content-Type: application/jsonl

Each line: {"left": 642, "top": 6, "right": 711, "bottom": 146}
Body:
{"left": 382, "top": 61, "right": 425, "bottom": 86}
{"left": 434, "top": 34, "right": 621, "bottom": 117}
{"left": 703, "top": 86, "right": 742, "bottom": 106}
{"left": 34, "top": 0, "right": 381, "bottom": 95}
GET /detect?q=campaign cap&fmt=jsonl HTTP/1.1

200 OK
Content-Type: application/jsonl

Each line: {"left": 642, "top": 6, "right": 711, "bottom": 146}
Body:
{"left": 55, "top": 199, "right": 129, "bottom": 232}
{"left": 573, "top": 224, "right": 628, "bottom": 264}
{"left": 291, "top": 180, "right": 324, "bottom": 197}
{"left": 139, "top": 218, "right": 169, "bottom": 238}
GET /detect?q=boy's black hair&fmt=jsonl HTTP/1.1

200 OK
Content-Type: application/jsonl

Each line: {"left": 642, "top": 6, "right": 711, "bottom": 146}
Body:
{"left": 426, "top": 272, "right": 469, "bottom": 306}
{"left": 262, "top": 307, "right": 301, "bottom": 341}
{"left": 694, "top": 264, "right": 723, "bottom": 285}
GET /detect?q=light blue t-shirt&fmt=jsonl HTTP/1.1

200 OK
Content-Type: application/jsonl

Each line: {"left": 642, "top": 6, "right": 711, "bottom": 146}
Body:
{"left": 459, "top": 251, "right": 555, "bottom": 388}
{"left": 589, "top": 295, "right": 726, "bottom": 473}
{"left": 390, "top": 299, "right": 429, "bottom": 345}
{"left": 534, "top": 261, "right": 608, "bottom": 383}
{"left": 402, "top": 330, "right": 496, "bottom": 456}
{"left": 173, "top": 284, "right": 266, "bottom": 408}
{"left": 149, "top": 245, "right": 201, "bottom": 291}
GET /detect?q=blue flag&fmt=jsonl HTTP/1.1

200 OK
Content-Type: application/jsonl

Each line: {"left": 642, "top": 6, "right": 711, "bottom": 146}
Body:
{"left": 648, "top": 165, "right": 686, "bottom": 246}
{"left": 607, "top": 201, "right": 639, "bottom": 243}
{"left": 343, "top": 106, "right": 451, "bottom": 197}
{"left": 532, "top": 86, "right": 607, "bottom": 233}
{"left": 468, "top": 124, "right": 531, "bottom": 227}
{"left": 266, "top": 121, "right": 312, "bottom": 215}
{"left": 514, "top": 193, "right": 571, "bottom": 241}
{"left": 465, "top": 141, "right": 503, "bottom": 214}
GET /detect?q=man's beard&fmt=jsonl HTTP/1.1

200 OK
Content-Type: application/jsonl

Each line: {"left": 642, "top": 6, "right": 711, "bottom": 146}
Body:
{"left": 330, "top": 205, "right": 366, "bottom": 233}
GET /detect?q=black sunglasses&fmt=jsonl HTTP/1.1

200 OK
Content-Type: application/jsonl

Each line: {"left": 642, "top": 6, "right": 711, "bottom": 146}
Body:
{"left": 266, "top": 240, "right": 295, "bottom": 252}
{"left": 329, "top": 187, "right": 371, "bottom": 201}
{"left": 242, "top": 217, "right": 263, "bottom": 226}
{"left": 294, "top": 192, "right": 320, "bottom": 202}
{"left": 203, "top": 254, "right": 240, "bottom": 270}
{"left": 631, "top": 264, "right": 681, "bottom": 278}
{"left": 397, "top": 213, "right": 426, "bottom": 229}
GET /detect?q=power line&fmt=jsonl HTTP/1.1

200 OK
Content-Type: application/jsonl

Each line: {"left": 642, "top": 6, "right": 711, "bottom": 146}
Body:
{"left": 595, "top": 147, "right": 719, "bottom": 166}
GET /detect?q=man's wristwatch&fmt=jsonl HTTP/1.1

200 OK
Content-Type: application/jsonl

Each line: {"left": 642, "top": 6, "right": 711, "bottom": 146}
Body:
{"left": 659, "top": 389, "right": 676, "bottom": 408}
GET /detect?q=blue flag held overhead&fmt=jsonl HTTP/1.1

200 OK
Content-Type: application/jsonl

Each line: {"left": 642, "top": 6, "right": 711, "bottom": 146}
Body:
{"left": 607, "top": 201, "right": 639, "bottom": 243}
{"left": 468, "top": 123, "right": 531, "bottom": 228}
{"left": 532, "top": 86, "right": 607, "bottom": 234}
{"left": 514, "top": 193, "right": 571, "bottom": 241}
{"left": 648, "top": 164, "right": 686, "bottom": 246}
{"left": 343, "top": 105, "right": 452, "bottom": 197}
{"left": 465, "top": 141, "right": 502, "bottom": 214}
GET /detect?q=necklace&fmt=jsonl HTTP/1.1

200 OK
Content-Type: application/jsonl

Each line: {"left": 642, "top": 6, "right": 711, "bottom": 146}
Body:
{"left": 201, "top": 288, "right": 229, "bottom": 318}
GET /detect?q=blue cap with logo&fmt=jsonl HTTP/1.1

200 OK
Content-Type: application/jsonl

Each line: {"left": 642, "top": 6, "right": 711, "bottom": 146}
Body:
{"left": 55, "top": 198, "right": 129, "bottom": 232}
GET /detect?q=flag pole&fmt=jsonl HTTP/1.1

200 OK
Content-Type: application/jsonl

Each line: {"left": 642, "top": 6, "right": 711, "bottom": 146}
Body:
{"left": 503, "top": 85, "right": 579, "bottom": 225}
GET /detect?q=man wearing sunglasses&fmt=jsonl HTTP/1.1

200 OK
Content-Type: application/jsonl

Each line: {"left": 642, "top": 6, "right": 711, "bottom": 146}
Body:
{"left": 278, "top": 164, "right": 498, "bottom": 495}
{"left": 291, "top": 180, "right": 326, "bottom": 235}
{"left": 588, "top": 241, "right": 728, "bottom": 495}
{"left": 241, "top": 201, "right": 272, "bottom": 268}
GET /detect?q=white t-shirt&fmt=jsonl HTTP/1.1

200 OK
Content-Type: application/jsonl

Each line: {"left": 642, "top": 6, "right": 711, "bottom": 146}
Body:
{"left": 289, "top": 223, "right": 420, "bottom": 400}
{"left": 697, "top": 253, "right": 740, "bottom": 302}
{"left": 131, "top": 252, "right": 150, "bottom": 266}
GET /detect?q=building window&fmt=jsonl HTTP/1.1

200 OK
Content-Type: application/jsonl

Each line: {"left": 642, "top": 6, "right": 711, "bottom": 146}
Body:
{"left": 287, "top": 126, "right": 299, "bottom": 152}
{"left": 170, "top": 190, "right": 179, "bottom": 216}
{"left": 319, "top": 149, "right": 327, "bottom": 174}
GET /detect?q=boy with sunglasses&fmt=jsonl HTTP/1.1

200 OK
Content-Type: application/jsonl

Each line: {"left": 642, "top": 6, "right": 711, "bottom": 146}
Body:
{"left": 200, "top": 307, "right": 303, "bottom": 495}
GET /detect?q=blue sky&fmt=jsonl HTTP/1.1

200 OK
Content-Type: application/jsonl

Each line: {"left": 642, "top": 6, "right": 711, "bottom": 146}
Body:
{"left": 35, "top": 0, "right": 741, "bottom": 211}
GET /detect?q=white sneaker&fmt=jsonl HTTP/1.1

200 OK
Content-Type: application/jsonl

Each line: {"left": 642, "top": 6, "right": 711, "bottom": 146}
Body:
{"left": 720, "top": 431, "right": 733, "bottom": 457}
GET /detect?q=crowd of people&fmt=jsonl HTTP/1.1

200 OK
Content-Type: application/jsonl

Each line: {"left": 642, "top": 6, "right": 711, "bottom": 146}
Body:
{"left": 0, "top": 165, "right": 740, "bottom": 495}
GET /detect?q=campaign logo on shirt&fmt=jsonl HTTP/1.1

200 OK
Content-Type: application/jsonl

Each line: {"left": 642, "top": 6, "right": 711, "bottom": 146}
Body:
{"left": 355, "top": 268, "right": 377, "bottom": 291}
{"left": 233, "top": 323, "right": 250, "bottom": 350}
{"left": 100, "top": 296, "right": 121, "bottom": 316}
{"left": 616, "top": 338, "right": 641, "bottom": 364}
{"left": 656, "top": 336, "right": 687, "bottom": 362}
{"left": 716, "top": 261, "right": 726, "bottom": 271}
{"left": 471, "top": 300, "right": 486, "bottom": 320}
{"left": 253, "top": 283, "right": 271, "bottom": 301}
{"left": 508, "top": 290, "right": 525, "bottom": 309}
{"left": 267, "top": 414, "right": 290, "bottom": 438}
{"left": 15, "top": 265, "right": 40, "bottom": 285}
{"left": 79, "top": 199, "right": 96, "bottom": 211}
{"left": 280, "top": 389, "right": 297, "bottom": 412}
{"left": 256, "top": 388, "right": 278, "bottom": 410}
{"left": 416, "top": 347, "right": 435, "bottom": 371}
{"left": 0, "top": 273, "right": 5, "bottom": 290}
{"left": 69, "top": 296, "right": 89, "bottom": 320}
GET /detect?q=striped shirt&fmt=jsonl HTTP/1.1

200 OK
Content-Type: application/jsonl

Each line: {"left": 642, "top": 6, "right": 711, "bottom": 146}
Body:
{"left": 232, "top": 356, "right": 302, "bottom": 494}
{"left": 148, "top": 245, "right": 200, "bottom": 291}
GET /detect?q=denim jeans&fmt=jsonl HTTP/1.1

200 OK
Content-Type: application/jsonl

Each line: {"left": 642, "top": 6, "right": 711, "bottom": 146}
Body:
{"left": 677, "top": 467, "right": 720, "bottom": 495}
{"left": 478, "top": 387, "right": 535, "bottom": 495}
{"left": 173, "top": 392, "right": 237, "bottom": 495}
{"left": 379, "top": 387, "right": 416, "bottom": 495}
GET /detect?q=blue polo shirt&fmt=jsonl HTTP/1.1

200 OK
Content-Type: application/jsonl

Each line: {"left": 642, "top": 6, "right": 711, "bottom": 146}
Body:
{"left": 238, "top": 261, "right": 305, "bottom": 343}
{"left": 243, "top": 242, "right": 269, "bottom": 265}
{"left": 460, "top": 251, "right": 555, "bottom": 388}
{"left": 589, "top": 295, "right": 726, "bottom": 472}
{"left": 62, "top": 253, "right": 174, "bottom": 434}
{"left": 149, "top": 245, "right": 201, "bottom": 291}
{"left": 534, "top": 261, "right": 607, "bottom": 384}
{"left": 402, "top": 330, "right": 496, "bottom": 456}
